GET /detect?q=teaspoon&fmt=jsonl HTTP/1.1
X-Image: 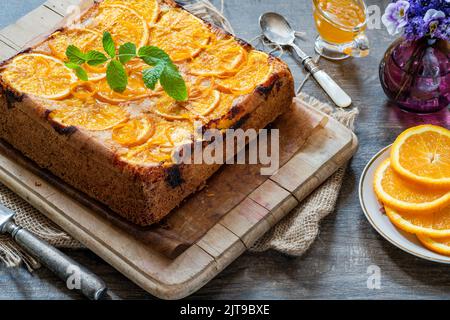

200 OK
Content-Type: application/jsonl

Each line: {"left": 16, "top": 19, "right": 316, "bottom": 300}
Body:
{"left": 259, "top": 12, "right": 352, "bottom": 108}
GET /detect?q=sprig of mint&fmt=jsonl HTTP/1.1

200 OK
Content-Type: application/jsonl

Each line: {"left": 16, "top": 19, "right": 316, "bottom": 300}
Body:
{"left": 65, "top": 31, "right": 188, "bottom": 101}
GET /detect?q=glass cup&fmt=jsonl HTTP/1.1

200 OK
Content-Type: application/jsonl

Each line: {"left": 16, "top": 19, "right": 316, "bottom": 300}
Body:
{"left": 312, "top": 0, "right": 370, "bottom": 60}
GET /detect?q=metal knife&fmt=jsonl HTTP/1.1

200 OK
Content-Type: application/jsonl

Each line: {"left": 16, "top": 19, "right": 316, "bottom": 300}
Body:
{"left": 0, "top": 203, "right": 107, "bottom": 300}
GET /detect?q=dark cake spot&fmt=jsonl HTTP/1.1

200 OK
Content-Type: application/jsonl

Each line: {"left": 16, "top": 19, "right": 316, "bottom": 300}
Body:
{"left": 44, "top": 109, "right": 77, "bottom": 136}
{"left": 4, "top": 89, "right": 24, "bottom": 109}
{"left": 256, "top": 74, "right": 280, "bottom": 98}
{"left": 166, "top": 165, "right": 184, "bottom": 188}
{"left": 51, "top": 123, "right": 77, "bottom": 136}
{"left": 230, "top": 114, "right": 250, "bottom": 130}
{"left": 228, "top": 104, "right": 242, "bottom": 120}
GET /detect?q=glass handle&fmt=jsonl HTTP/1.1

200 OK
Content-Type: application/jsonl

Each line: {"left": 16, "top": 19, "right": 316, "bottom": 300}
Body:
{"left": 345, "top": 32, "right": 370, "bottom": 58}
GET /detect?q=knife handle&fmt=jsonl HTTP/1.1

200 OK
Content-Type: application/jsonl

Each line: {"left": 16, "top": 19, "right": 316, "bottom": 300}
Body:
{"left": 290, "top": 43, "right": 352, "bottom": 108}
{"left": 311, "top": 69, "right": 352, "bottom": 108}
{"left": 3, "top": 221, "right": 107, "bottom": 300}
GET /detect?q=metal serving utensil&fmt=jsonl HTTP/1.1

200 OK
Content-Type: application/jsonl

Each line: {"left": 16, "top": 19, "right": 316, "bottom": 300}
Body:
{"left": 0, "top": 203, "right": 107, "bottom": 300}
{"left": 259, "top": 12, "right": 352, "bottom": 108}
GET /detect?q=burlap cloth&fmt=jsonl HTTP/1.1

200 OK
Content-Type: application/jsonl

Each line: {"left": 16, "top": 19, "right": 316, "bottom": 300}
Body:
{"left": 0, "top": 0, "right": 358, "bottom": 269}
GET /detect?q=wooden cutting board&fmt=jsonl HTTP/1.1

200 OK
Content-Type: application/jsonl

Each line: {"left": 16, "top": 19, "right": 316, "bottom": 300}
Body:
{"left": 0, "top": 100, "right": 357, "bottom": 299}
{"left": 0, "top": 0, "right": 358, "bottom": 299}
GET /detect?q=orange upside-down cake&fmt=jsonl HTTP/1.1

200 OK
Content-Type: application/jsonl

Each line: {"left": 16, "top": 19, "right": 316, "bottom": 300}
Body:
{"left": 0, "top": 0, "right": 294, "bottom": 226}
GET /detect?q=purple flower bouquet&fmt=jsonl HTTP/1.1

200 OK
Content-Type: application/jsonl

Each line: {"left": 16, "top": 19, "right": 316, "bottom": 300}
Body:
{"left": 379, "top": 0, "right": 449, "bottom": 113}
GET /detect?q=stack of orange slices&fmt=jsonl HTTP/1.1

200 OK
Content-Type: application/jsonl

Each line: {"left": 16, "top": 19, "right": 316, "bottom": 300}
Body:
{"left": 0, "top": 0, "right": 275, "bottom": 165}
{"left": 374, "top": 125, "right": 450, "bottom": 256}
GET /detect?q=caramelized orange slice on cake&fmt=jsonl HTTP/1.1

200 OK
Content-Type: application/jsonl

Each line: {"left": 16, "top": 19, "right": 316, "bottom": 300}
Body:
{"left": 185, "top": 82, "right": 221, "bottom": 117}
{"left": 70, "top": 81, "right": 98, "bottom": 100}
{"left": 391, "top": 125, "right": 450, "bottom": 188}
{"left": 188, "top": 37, "right": 247, "bottom": 77}
{"left": 149, "top": 8, "right": 210, "bottom": 62}
{"left": 101, "top": 0, "right": 159, "bottom": 25}
{"left": 96, "top": 61, "right": 161, "bottom": 104}
{"left": 47, "top": 28, "right": 106, "bottom": 81}
{"left": 152, "top": 80, "right": 221, "bottom": 120}
{"left": 216, "top": 51, "right": 272, "bottom": 95}
{"left": 48, "top": 29, "right": 102, "bottom": 60}
{"left": 207, "top": 93, "right": 237, "bottom": 121}
{"left": 152, "top": 93, "right": 193, "bottom": 120}
{"left": 92, "top": 4, "right": 149, "bottom": 48}
{"left": 112, "top": 116, "right": 155, "bottom": 147}
{"left": 373, "top": 159, "right": 450, "bottom": 214}
{"left": 123, "top": 117, "right": 193, "bottom": 164}
{"left": 2, "top": 53, "right": 76, "bottom": 100}
{"left": 49, "top": 101, "right": 128, "bottom": 131}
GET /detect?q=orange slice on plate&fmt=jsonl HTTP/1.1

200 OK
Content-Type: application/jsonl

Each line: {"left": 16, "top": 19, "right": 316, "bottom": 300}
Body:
{"left": 216, "top": 51, "right": 272, "bottom": 95}
{"left": 47, "top": 28, "right": 106, "bottom": 81}
{"left": 149, "top": 8, "right": 210, "bottom": 62}
{"left": 385, "top": 206, "right": 450, "bottom": 238}
{"left": 49, "top": 102, "right": 128, "bottom": 131}
{"left": 391, "top": 125, "right": 450, "bottom": 188}
{"left": 373, "top": 159, "right": 450, "bottom": 213}
{"left": 2, "top": 53, "right": 76, "bottom": 100}
{"left": 417, "top": 234, "right": 450, "bottom": 256}
{"left": 92, "top": 4, "right": 149, "bottom": 48}
{"left": 101, "top": 0, "right": 159, "bottom": 25}
{"left": 112, "top": 116, "right": 155, "bottom": 147}
{"left": 188, "top": 38, "right": 247, "bottom": 77}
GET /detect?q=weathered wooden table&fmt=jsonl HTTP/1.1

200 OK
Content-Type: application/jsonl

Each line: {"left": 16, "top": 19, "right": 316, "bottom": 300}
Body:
{"left": 0, "top": 0, "right": 449, "bottom": 300}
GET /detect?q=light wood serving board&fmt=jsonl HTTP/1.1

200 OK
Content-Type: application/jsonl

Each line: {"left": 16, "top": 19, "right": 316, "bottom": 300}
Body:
{"left": 0, "top": 0, "right": 358, "bottom": 299}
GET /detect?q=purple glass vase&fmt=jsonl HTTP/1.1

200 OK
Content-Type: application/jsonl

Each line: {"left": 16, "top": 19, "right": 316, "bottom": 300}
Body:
{"left": 379, "top": 37, "right": 449, "bottom": 113}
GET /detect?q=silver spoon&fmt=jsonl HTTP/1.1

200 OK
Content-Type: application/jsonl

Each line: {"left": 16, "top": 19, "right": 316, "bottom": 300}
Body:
{"left": 259, "top": 12, "right": 352, "bottom": 108}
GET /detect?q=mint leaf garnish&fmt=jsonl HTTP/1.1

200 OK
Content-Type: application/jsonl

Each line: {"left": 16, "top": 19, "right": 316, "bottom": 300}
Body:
{"left": 102, "top": 32, "right": 116, "bottom": 58}
{"left": 118, "top": 43, "right": 137, "bottom": 64}
{"left": 65, "top": 61, "right": 81, "bottom": 69}
{"left": 160, "top": 63, "right": 188, "bottom": 101}
{"left": 138, "top": 46, "right": 170, "bottom": 66}
{"left": 65, "top": 34, "right": 187, "bottom": 100}
{"left": 139, "top": 46, "right": 187, "bottom": 100}
{"left": 65, "top": 61, "right": 88, "bottom": 81}
{"left": 143, "top": 64, "right": 165, "bottom": 90}
{"left": 85, "top": 50, "right": 108, "bottom": 66}
{"left": 66, "top": 45, "right": 87, "bottom": 65}
{"left": 74, "top": 66, "right": 89, "bottom": 81}
{"left": 106, "top": 60, "right": 127, "bottom": 92}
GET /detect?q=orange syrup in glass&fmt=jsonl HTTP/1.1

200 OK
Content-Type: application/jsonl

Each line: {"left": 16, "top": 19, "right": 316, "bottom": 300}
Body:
{"left": 313, "top": 0, "right": 366, "bottom": 44}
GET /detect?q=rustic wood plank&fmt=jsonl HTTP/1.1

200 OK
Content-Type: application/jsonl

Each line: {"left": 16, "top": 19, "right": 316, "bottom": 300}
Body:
{"left": 0, "top": 34, "right": 20, "bottom": 51}
{"left": 248, "top": 179, "right": 299, "bottom": 227}
{"left": 270, "top": 157, "right": 317, "bottom": 193}
{"left": 44, "top": 0, "right": 94, "bottom": 17}
{"left": 220, "top": 198, "right": 272, "bottom": 248}
{"left": 196, "top": 224, "right": 247, "bottom": 271}
{"left": 0, "top": 41, "right": 17, "bottom": 62}
{"left": 0, "top": 154, "right": 57, "bottom": 199}
{"left": 0, "top": 5, "right": 63, "bottom": 49}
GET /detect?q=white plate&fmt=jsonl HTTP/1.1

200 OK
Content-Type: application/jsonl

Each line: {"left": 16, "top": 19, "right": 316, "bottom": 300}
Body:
{"left": 359, "top": 145, "right": 450, "bottom": 264}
